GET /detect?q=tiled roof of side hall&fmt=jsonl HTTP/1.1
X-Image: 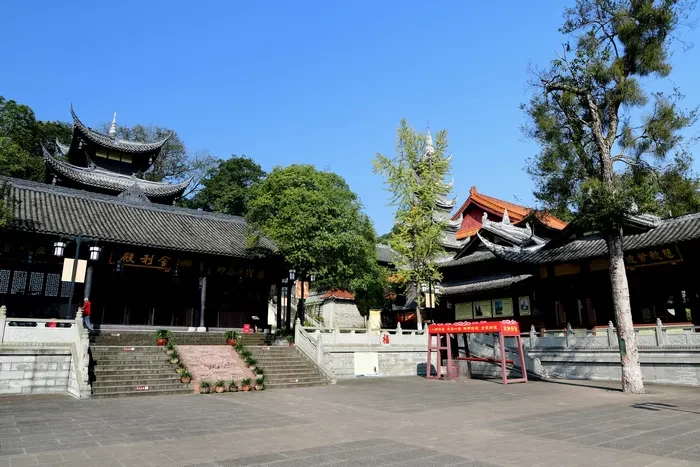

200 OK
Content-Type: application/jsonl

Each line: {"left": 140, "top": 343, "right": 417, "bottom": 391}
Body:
{"left": 441, "top": 274, "right": 532, "bottom": 297}
{"left": 1, "top": 177, "right": 277, "bottom": 259}
{"left": 483, "top": 212, "right": 700, "bottom": 265}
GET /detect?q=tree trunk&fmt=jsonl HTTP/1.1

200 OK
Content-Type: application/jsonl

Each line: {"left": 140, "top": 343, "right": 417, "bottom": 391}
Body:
{"left": 415, "top": 282, "right": 423, "bottom": 330}
{"left": 606, "top": 226, "right": 645, "bottom": 394}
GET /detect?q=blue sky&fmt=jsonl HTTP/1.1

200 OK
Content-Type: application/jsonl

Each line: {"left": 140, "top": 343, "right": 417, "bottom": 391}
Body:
{"left": 2, "top": 1, "right": 699, "bottom": 234}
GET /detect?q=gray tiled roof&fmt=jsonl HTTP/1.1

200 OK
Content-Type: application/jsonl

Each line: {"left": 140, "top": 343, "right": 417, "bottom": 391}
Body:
{"left": 440, "top": 250, "right": 497, "bottom": 268}
{"left": 2, "top": 177, "right": 277, "bottom": 258}
{"left": 376, "top": 244, "right": 396, "bottom": 264}
{"left": 485, "top": 212, "right": 700, "bottom": 265}
{"left": 43, "top": 147, "right": 191, "bottom": 199}
{"left": 71, "top": 105, "right": 171, "bottom": 154}
{"left": 441, "top": 274, "right": 532, "bottom": 297}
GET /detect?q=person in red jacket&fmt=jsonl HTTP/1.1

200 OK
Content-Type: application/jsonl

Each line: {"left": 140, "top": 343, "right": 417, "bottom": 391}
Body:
{"left": 82, "top": 297, "right": 93, "bottom": 331}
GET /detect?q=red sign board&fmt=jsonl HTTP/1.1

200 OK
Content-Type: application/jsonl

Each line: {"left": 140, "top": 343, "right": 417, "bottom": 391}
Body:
{"left": 429, "top": 320, "right": 521, "bottom": 336}
{"left": 243, "top": 324, "right": 251, "bottom": 334}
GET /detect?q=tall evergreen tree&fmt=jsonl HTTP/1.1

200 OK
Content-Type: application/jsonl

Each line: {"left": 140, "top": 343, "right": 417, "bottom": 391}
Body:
{"left": 524, "top": 0, "right": 697, "bottom": 393}
{"left": 373, "top": 119, "right": 453, "bottom": 329}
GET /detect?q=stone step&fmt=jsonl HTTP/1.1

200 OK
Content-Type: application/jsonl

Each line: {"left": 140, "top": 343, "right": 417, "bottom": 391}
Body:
{"left": 253, "top": 359, "right": 311, "bottom": 365}
{"left": 91, "top": 387, "right": 193, "bottom": 399}
{"left": 93, "top": 368, "right": 179, "bottom": 377}
{"left": 91, "top": 359, "right": 175, "bottom": 366}
{"left": 264, "top": 381, "right": 328, "bottom": 389}
{"left": 92, "top": 375, "right": 183, "bottom": 387}
{"left": 92, "top": 355, "right": 172, "bottom": 363}
{"left": 92, "top": 381, "right": 190, "bottom": 392}
{"left": 265, "top": 373, "right": 328, "bottom": 382}
{"left": 262, "top": 368, "right": 322, "bottom": 375}
{"left": 93, "top": 364, "right": 174, "bottom": 373}
{"left": 254, "top": 364, "right": 317, "bottom": 372}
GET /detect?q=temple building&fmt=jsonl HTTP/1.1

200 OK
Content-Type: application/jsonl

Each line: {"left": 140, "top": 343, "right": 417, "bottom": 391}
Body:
{"left": 0, "top": 107, "right": 282, "bottom": 330}
{"left": 44, "top": 106, "right": 190, "bottom": 204}
{"left": 438, "top": 209, "right": 700, "bottom": 330}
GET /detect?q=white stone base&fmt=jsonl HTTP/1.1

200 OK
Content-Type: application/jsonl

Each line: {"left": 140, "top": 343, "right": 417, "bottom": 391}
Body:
{"left": 196, "top": 327, "right": 207, "bottom": 332}
{"left": 187, "top": 327, "right": 196, "bottom": 332}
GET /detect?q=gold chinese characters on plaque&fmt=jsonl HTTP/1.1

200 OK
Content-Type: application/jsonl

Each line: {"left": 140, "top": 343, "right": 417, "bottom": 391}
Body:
{"left": 623, "top": 245, "right": 682, "bottom": 268}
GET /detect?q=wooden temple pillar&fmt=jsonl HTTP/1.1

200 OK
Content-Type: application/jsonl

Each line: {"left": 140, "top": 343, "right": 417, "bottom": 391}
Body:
{"left": 198, "top": 272, "right": 207, "bottom": 332}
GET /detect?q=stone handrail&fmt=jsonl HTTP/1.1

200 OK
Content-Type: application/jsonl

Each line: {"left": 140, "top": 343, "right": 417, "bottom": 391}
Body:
{"left": 526, "top": 319, "right": 700, "bottom": 349}
{"left": 302, "top": 323, "right": 427, "bottom": 347}
{"left": 294, "top": 320, "right": 337, "bottom": 383}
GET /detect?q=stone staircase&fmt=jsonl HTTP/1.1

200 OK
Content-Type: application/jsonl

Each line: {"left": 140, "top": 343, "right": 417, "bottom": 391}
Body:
{"left": 90, "top": 346, "right": 191, "bottom": 398}
{"left": 249, "top": 346, "right": 329, "bottom": 389}
{"left": 90, "top": 331, "right": 267, "bottom": 347}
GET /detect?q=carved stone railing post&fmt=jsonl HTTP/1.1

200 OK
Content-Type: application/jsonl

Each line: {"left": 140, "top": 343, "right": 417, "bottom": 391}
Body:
{"left": 0, "top": 305, "right": 6, "bottom": 343}
{"left": 529, "top": 325, "right": 536, "bottom": 346}
{"left": 607, "top": 321, "right": 616, "bottom": 348}
{"left": 396, "top": 322, "right": 402, "bottom": 346}
{"left": 367, "top": 318, "right": 372, "bottom": 345}
{"left": 315, "top": 331, "right": 323, "bottom": 364}
{"left": 333, "top": 324, "right": 339, "bottom": 345}
{"left": 655, "top": 318, "right": 665, "bottom": 347}
{"left": 294, "top": 318, "right": 302, "bottom": 343}
{"left": 565, "top": 323, "right": 573, "bottom": 347}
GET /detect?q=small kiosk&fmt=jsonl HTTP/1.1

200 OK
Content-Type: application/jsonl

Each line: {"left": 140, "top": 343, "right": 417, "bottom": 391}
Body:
{"left": 427, "top": 320, "right": 528, "bottom": 385}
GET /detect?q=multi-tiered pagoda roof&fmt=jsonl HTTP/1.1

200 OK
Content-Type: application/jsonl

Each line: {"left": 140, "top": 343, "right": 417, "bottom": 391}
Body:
{"left": 44, "top": 106, "right": 191, "bottom": 204}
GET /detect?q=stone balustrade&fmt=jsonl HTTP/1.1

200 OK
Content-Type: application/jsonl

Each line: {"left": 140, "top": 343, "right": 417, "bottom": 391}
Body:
{"left": 0, "top": 306, "right": 90, "bottom": 398}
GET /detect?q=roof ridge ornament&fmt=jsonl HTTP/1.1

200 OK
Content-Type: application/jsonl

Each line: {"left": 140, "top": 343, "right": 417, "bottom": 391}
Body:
{"left": 425, "top": 127, "right": 434, "bottom": 157}
{"left": 117, "top": 182, "right": 152, "bottom": 204}
{"left": 502, "top": 208, "right": 511, "bottom": 224}
{"left": 108, "top": 112, "right": 117, "bottom": 138}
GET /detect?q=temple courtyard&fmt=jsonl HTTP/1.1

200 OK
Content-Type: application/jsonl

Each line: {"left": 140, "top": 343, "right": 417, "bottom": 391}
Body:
{"left": 1, "top": 378, "right": 700, "bottom": 467}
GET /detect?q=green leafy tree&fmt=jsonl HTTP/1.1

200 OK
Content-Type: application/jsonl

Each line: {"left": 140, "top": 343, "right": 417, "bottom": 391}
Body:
{"left": 373, "top": 120, "right": 453, "bottom": 329}
{"left": 185, "top": 155, "right": 265, "bottom": 216}
{"left": 247, "top": 165, "right": 378, "bottom": 296}
{"left": 524, "top": 0, "right": 697, "bottom": 393}
{"left": 0, "top": 97, "right": 45, "bottom": 181}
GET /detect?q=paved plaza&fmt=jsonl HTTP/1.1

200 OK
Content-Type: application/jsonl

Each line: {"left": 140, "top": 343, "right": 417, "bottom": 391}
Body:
{"left": 1, "top": 377, "right": 700, "bottom": 466}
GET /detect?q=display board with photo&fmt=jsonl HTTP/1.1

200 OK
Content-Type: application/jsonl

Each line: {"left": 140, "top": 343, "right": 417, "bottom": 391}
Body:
{"left": 473, "top": 300, "right": 492, "bottom": 318}
{"left": 455, "top": 302, "right": 473, "bottom": 320}
{"left": 518, "top": 296, "right": 531, "bottom": 316}
{"left": 492, "top": 298, "right": 514, "bottom": 317}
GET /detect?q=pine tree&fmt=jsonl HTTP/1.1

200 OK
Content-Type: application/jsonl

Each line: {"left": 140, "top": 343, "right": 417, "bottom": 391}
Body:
{"left": 524, "top": 0, "right": 697, "bottom": 393}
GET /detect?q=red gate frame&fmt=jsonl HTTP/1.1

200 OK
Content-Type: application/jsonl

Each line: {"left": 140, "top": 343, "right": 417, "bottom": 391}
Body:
{"left": 426, "top": 320, "right": 528, "bottom": 385}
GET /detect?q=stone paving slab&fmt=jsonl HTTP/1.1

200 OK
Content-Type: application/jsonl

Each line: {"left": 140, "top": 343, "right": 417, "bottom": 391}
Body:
{"left": 2, "top": 378, "right": 700, "bottom": 466}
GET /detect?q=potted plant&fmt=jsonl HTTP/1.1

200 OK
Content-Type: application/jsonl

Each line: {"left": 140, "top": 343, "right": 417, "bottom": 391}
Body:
{"left": 239, "top": 348, "right": 251, "bottom": 359}
{"left": 240, "top": 378, "right": 252, "bottom": 392}
{"left": 224, "top": 330, "right": 240, "bottom": 346}
{"left": 180, "top": 371, "right": 192, "bottom": 384}
{"left": 214, "top": 380, "right": 226, "bottom": 393}
{"left": 154, "top": 329, "right": 172, "bottom": 346}
{"left": 287, "top": 335, "right": 295, "bottom": 347}
{"left": 235, "top": 341, "right": 245, "bottom": 353}
{"left": 199, "top": 381, "right": 211, "bottom": 394}
{"left": 168, "top": 351, "right": 180, "bottom": 365}
{"left": 245, "top": 357, "right": 257, "bottom": 371}
{"left": 164, "top": 342, "right": 175, "bottom": 354}
{"left": 228, "top": 380, "right": 238, "bottom": 392}
{"left": 254, "top": 367, "right": 264, "bottom": 376}
{"left": 255, "top": 375, "right": 265, "bottom": 391}
{"left": 176, "top": 363, "right": 186, "bottom": 376}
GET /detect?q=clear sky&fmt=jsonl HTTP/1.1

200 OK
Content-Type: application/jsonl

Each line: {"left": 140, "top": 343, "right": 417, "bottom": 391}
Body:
{"left": 2, "top": 1, "right": 699, "bottom": 234}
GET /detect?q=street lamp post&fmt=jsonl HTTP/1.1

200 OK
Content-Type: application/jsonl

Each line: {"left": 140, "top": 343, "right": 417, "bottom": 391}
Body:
{"left": 298, "top": 272, "right": 315, "bottom": 326}
{"left": 286, "top": 269, "right": 295, "bottom": 331}
{"left": 53, "top": 236, "right": 100, "bottom": 318}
